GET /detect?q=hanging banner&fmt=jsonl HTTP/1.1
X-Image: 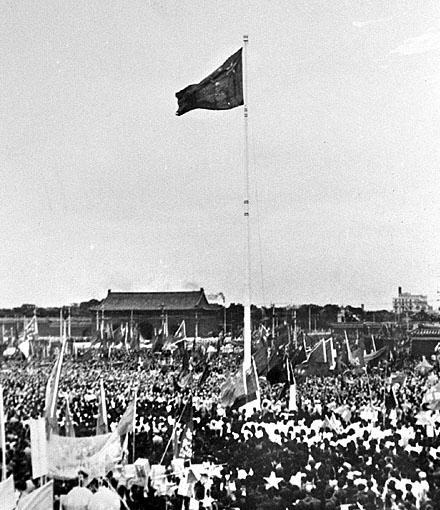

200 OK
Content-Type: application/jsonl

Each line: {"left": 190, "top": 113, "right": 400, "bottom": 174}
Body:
{"left": 30, "top": 418, "right": 48, "bottom": 479}
{"left": 48, "top": 431, "right": 121, "bottom": 480}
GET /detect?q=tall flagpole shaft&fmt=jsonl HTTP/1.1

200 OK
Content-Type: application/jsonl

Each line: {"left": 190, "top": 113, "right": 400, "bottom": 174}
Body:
{"left": 243, "top": 34, "right": 252, "bottom": 371}
{"left": 0, "top": 386, "right": 6, "bottom": 481}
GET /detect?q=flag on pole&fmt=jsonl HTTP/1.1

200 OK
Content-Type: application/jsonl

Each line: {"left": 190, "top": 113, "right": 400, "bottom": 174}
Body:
{"left": 220, "top": 361, "right": 258, "bottom": 409}
{"left": 176, "top": 48, "right": 243, "bottom": 116}
{"left": 117, "top": 400, "right": 135, "bottom": 437}
{"left": 286, "top": 363, "right": 297, "bottom": 412}
{"left": 44, "top": 338, "right": 67, "bottom": 435}
{"left": 96, "top": 377, "right": 108, "bottom": 435}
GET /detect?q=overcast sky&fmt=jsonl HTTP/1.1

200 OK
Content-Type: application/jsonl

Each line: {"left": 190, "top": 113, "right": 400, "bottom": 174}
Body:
{"left": 1, "top": 1, "right": 440, "bottom": 309}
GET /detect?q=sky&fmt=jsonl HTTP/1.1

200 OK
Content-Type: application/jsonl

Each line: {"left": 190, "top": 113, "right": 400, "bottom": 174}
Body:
{"left": 1, "top": 0, "right": 440, "bottom": 309}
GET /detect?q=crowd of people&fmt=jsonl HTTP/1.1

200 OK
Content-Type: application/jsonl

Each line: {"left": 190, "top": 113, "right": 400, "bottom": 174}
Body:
{"left": 1, "top": 341, "right": 440, "bottom": 509}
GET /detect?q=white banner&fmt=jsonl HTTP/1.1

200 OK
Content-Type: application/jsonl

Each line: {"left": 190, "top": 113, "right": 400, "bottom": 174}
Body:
{"left": 48, "top": 431, "right": 122, "bottom": 480}
{"left": 30, "top": 418, "right": 48, "bottom": 478}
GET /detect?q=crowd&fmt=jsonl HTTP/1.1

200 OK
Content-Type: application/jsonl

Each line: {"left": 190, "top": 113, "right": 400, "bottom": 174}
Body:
{"left": 1, "top": 344, "right": 440, "bottom": 509}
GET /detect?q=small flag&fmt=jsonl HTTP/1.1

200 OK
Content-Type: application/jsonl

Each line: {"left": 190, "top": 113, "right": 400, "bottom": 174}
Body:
{"left": 176, "top": 49, "right": 243, "bottom": 116}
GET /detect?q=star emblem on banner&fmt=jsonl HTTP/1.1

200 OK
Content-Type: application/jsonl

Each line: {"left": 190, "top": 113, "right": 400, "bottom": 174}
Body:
{"left": 264, "top": 471, "right": 283, "bottom": 490}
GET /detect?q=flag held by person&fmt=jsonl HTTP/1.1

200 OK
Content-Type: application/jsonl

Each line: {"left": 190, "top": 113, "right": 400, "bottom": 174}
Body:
{"left": 176, "top": 49, "right": 243, "bottom": 116}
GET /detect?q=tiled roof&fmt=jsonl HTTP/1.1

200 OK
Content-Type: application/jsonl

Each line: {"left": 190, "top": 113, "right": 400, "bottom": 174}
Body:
{"left": 93, "top": 289, "right": 221, "bottom": 312}
{"left": 411, "top": 327, "right": 440, "bottom": 338}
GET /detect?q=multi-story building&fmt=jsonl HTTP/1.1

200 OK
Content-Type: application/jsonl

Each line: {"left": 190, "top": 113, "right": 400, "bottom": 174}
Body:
{"left": 393, "top": 287, "right": 432, "bottom": 315}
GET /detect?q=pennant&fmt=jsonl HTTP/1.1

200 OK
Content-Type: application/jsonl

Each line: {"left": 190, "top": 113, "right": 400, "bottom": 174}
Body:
{"left": 176, "top": 49, "right": 243, "bottom": 116}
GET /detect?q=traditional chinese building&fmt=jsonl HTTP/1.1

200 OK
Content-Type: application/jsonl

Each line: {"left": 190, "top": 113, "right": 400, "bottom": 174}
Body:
{"left": 92, "top": 288, "right": 223, "bottom": 339}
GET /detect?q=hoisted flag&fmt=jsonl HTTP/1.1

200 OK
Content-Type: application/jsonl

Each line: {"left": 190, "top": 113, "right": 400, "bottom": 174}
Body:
{"left": 44, "top": 338, "right": 67, "bottom": 435}
{"left": 176, "top": 49, "right": 243, "bottom": 116}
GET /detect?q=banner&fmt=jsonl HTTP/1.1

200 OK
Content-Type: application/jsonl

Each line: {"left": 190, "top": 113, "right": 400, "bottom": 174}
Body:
{"left": 0, "top": 475, "right": 17, "bottom": 510}
{"left": 48, "top": 431, "right": 121, "bottom": 480}
{"left": 16, "top": 480, "right": 53, "bottom": 510}
{"left": 30, "top": 418, "right": 48, "bottom": 478}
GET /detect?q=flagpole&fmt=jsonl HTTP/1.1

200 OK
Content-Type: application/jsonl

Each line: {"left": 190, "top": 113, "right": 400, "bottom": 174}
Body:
{"left": 0, "top": 386, "right": 6, "bottom": 481}
{"left": 132, "top": 386, "right": 138, "bottom": 463}
{"left": 243, "top": 34, "right": 252, "bottom": 372}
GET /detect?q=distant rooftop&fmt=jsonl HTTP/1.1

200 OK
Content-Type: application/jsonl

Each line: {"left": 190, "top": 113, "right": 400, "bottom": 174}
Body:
{"left": 92, "top": 288, "right": 222, "bottom": 312}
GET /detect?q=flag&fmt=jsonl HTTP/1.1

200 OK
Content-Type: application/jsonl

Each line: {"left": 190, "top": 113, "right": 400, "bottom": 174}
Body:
{"left": 176, "top": 48, "right": 243, "bottom": 116}
{"left": 44, "top": 338, "right": 67, "bottom": 435}
{"left": 173, "top": 397, "right": 193, "bottom": 460}
{"left": 117, "top": 400, "right": 136, "bottom": 436}
{"left": 220, "top": 361, "right": 258, "bottom": 409}
{"left": 96, "top": 377, "right": 108, "bottom": 435}
{"left": 197, "top": 363, "right": 210, "bottom": 387}
{"left": 416, "top": 358, "right": 434, "bottom": 376}
{"left": 253, "top": 337, "right": 268, "bottom": 376}
{"left": 306, "top": 338, "right": 327, "bottom": 365}
{"left": 0, "top": 475, "right": 16, "bottom": 510}
{"left": 364, "top": 346, "right": 387, "bottom": 363}
{"left": 16, "top": 480, "right": 53, "bottom": 510}
{"left": 344, "top": 331, "right": 353, "bottom": 365}
{"left": 266, "top": 333, "right": 289, "bottom": 383}
{"left": 64, "top": 395, "right": 75, "bottom": 438}
{"left": 350, "top": 347, "right": 365, "bottom": 367}
{"left": 290, "top": 344, "right": 307, "bottom": 366}
{"left": 152, "top": 332, "right": 165, "bottom": 353}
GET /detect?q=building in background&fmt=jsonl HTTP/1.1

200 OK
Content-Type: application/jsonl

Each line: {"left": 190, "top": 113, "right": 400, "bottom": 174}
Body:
{"left": 393, "top": 287, "right": 432, "bottom": 315}
{"left": 93, "top": 288, "right": 223, "bottom": 339}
